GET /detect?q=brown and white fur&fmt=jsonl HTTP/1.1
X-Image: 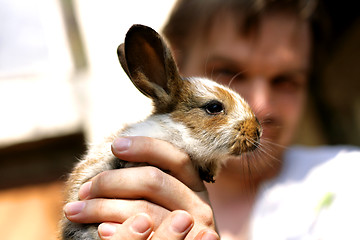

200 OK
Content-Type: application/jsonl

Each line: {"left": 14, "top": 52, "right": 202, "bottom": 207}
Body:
{"left": 60, "top": 24, "right": 262, "bottom": 239}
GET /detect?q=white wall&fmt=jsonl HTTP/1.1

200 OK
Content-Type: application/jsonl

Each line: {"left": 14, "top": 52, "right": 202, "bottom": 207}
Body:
{"left": 0, "top": 0, "right": 176, "bottom": 146}
{"left": 74, "top": 0, "right": 176, "bottom": 142}
{"left": 0, "top": 0, "right": 79, "bottom": 147}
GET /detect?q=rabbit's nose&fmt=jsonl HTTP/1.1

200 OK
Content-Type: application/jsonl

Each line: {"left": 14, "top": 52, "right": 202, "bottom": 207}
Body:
{"left": 230, "top": 117, "right": 262, "bottom": 155}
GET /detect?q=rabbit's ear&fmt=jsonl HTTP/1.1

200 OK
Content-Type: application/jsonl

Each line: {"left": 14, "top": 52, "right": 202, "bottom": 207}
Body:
{"left": 117, "top": 43, "right": 131, "bottom": 79}
{"left": 117, "top": 24, "right": 183, "bottom": 112}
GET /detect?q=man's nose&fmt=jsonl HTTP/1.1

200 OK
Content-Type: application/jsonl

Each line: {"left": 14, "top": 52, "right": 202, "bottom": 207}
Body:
{"left": 247, "top": 77, "right": 272, "bottom": 115}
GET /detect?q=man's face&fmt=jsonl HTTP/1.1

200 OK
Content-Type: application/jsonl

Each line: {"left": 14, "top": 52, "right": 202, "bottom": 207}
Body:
{"left": 180, "top": 11, "right": 310, "bottom": 177}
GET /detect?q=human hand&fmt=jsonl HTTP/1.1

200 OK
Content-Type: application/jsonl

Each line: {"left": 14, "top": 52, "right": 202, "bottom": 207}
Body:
{"left": 97, "top": 211, "right": 218, "bottom": 240}
{"left": 64, "top": 136, "right": 218, "bottom": 239}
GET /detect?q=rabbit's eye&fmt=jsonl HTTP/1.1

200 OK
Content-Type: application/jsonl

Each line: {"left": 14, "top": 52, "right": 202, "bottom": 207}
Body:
{"left": 204, "top": 100, "right": 224, "bottom": 115}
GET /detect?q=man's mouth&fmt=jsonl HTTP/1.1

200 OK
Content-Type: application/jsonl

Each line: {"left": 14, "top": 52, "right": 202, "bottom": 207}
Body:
{"left": 258, "top": 119, "right": 282, "bottom": 142}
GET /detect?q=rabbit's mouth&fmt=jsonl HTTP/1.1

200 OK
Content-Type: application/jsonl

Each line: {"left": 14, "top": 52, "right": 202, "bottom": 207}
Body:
{"left": 230, "top": 118, "right": 262, "bottom": 155}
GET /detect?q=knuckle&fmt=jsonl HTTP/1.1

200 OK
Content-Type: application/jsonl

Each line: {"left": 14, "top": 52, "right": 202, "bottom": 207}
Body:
{"left": 176, "top": 151, "right": 191, "bottom": 167}
{"left": 203, "top": 206, "right": 215, "bottom": 227}
{"left": 194, "top": 204, "right": 215, "bottom": 228}
{"left": 93, "top": 171, "right": 110, "bottom": 192}
{"left": 137, "top": 200, "right": 168, "bottom": 228}
{"left": 146, "top": 166, "right": 163, "bottom": 179}
{"left": 137, "top": 199, "right": 154, "bottom": 215}
{"left": 136, "top": 199, "right": 149, "bottom": 211}
{"left": 93, "top": 199, "right": 107, "bottom": 218}
{"left": 142, "top": 166, "right": 166, "bottom": 192}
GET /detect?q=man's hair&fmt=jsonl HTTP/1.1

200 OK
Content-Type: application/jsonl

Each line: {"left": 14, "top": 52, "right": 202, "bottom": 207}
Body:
{"left": 162, "top": 0, "right": 329, "bottom": 69}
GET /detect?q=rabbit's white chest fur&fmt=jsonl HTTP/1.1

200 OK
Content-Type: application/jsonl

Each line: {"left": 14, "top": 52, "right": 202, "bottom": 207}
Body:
{"left": 122, "top": 114, "right": 226, "bottom": 162}
{"left": 123, "top": 115, "right": 187, "bottom": 142}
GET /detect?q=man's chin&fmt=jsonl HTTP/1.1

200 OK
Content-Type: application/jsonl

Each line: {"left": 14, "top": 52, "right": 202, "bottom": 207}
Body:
{"left": 223, "top": 146, "right": 284, "bottom": 183}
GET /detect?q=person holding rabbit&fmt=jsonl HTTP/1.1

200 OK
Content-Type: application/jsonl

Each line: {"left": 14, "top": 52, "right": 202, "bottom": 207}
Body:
{"left": 63, "top": 0, "right": 360, "bottom": 240}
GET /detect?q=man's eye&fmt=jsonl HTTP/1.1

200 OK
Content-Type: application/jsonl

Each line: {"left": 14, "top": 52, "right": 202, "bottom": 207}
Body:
{"left": 214, "top": 69, "right": 236, "bottom": 77}
{"left": 272, "top": 75, "right": 302, "bottom": 92}
{"left": 203, "top": 100, "right": 224, "bottom": 115}
{"left": 213, "top": 69, "right": 244, "bottom": 80}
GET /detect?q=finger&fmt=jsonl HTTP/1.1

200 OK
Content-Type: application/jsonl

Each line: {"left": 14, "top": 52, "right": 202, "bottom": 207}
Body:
{"left": 151, "top": 210, "right": 194, "bottom": 240}
{"left": 80, "top": 166, "right": 210, "bottom": 212}
{"left": 64, "top": 198, "right": 169, "bottom": 227}
{"left": 98, "top": 213, "right": 153, "bottom": 240}
{"left": 64, "top": 198, "right": 215, "bottom": 236}
{"left": 111, "top": 136, "right": 205, "bottom": 191}
{"left": 192, "top": 229, "right": 219, "bottom": 240}
{"left": 151, "top": 211, "right": 219, "bottom": 240}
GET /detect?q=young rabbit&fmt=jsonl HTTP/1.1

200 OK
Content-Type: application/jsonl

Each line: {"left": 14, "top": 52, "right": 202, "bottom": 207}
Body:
{"left": 61, "top": 24, "right": 262, "bottom": 239}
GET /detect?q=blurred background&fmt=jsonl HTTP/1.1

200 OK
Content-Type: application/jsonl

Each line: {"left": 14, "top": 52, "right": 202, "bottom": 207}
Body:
{"left": 0, "top": 0, "right": 358, "bottom": 239}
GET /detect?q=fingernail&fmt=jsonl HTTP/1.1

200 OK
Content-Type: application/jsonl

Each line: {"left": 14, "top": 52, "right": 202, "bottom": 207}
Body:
{"left": 171, "top": 211, "right": 193, "bottom": 234}
{"left": 130, "top": 214, "right": 152, "bottom": 234}
{"left": 98, "top": 223, "right": 117, "bottom": 238}
{"left": 201, "top": 232, "right": 219, "bottom": 240}
{"left": 79, "top": 181, "right": 92, "bottom": 200}
{"left": 64, "top": 201, "right": 85, "bottom": 216}
{"left": 112, "top": 137, "right": 132, "bottom": 152}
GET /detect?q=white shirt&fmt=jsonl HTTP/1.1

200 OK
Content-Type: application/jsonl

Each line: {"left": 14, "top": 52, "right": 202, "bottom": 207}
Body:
{"left": 251, "top": 145, "right": 360, "bottom": 240}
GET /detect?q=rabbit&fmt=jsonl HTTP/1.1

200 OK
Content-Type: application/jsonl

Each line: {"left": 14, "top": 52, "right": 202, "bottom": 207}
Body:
{"left": 60, "top": 24, "right": 262, "bottom": 239}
